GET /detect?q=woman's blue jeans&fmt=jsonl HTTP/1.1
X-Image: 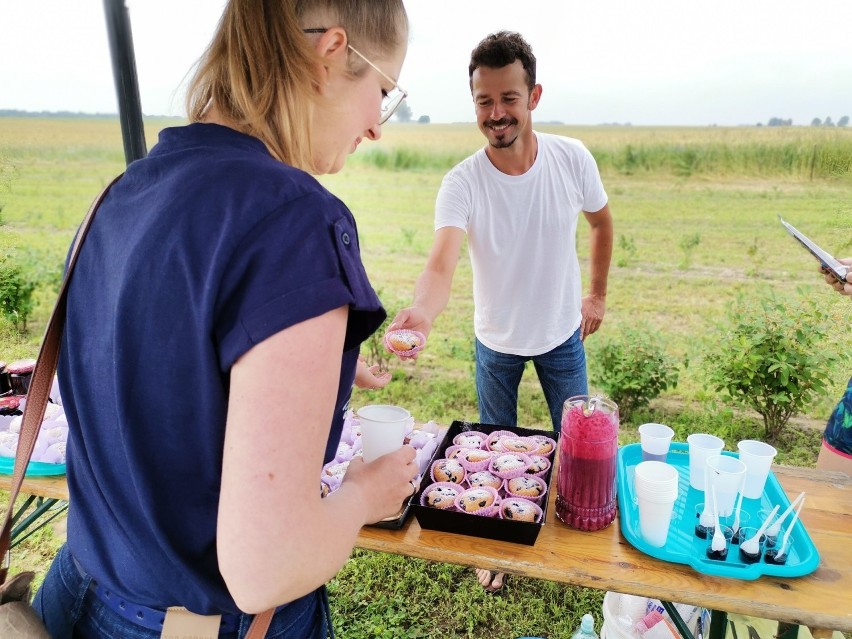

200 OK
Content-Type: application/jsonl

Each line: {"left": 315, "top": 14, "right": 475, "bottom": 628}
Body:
{"left": 33, "top": 544, "right": 330, "bottom": 638}
{"left": 475, "top": 328, "right": 588, "bottom": 432}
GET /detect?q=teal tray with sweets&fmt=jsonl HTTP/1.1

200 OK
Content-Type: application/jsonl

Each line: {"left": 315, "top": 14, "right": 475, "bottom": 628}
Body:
{"left": 617, "top": 442, "right": 820, "bottom": 580}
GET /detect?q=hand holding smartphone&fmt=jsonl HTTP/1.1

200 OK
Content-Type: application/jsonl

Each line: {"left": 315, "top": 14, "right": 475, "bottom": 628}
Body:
{"left": 779, "top": 217, "right": 849, "bottom": 283}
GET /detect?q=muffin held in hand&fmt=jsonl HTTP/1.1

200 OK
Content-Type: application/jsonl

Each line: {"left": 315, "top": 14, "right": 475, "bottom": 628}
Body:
{"left": 431, "top": 458, "right": 465, "bottom": 484}
{"left": 457, "top": 487, "right": 497, "bottom": 513}
{"left": 384, "top": 329, "right": 426, "bottom": 355}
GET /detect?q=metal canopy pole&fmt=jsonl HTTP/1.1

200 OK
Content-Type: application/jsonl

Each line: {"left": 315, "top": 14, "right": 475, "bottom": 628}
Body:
{"left": 102, "top": 0, "right": 147, "bottom": 165}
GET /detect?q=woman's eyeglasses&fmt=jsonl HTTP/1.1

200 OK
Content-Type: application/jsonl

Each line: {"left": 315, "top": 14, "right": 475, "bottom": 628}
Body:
{"left": 304, "top": 28, "right": 408, "bottom": 125}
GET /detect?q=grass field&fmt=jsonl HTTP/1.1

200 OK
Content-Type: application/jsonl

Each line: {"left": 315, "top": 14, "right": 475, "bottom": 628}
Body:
{"left": 1, "top": 117, "right": 850, "bottom": 638}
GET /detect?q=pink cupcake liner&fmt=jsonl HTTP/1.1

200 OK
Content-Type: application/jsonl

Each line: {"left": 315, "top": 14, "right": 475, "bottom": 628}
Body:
{"left": 489, "top": 452, "right": 532, "bottom": 480}
{"left": 430, "top": 458, "right": 466, "bottom": 484}
{"left": 466, "top": 470, "right": 503, "bottom": 491}
{"left": 524, "top": 455, "right": 552, "bottom": 478}
{"left": 454, "top": 486, "right": 501, "bottom": 517}
{"left": 321, "top": 475, "right": 341, "bottom": 495}
{"left": 499, "top": 497, "right": 544, "bottom": 523}
{"left": 529, "top": 434, "right": 558, "bottom": 458}
{"left": 456, "top": 449, "right": 494, "bottom": 472}
{"left": 420, "top": 481, "right": 465, "bottom": 511}
{"left": 503, "top": 475, "right": 548, "bottom": 506}
{"left": 452, "top": 430, "right": 489, "bottom": 449}
{"left": 485, "top": 430, "right": 520, "bottom": 452}
{"left": 384, "top": 329, "right": 426, "bottom": 356}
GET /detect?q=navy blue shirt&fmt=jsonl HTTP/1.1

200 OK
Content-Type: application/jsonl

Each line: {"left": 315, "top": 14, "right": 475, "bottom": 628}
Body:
{"left": 58, "top": 124, "right": 385, "bottom": 615}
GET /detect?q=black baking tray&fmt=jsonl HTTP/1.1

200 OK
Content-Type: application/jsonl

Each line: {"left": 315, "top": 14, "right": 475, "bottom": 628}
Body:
{"left": 411, "top": 421, "right": 558, "bottom": 545}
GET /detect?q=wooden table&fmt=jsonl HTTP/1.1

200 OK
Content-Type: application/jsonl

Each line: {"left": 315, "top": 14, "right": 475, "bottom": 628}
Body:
{"left": 361, "top": 464, "right": 851, "bottom": 638}
{"left": 3, "top": 465, "right": 849, "bottom": 637}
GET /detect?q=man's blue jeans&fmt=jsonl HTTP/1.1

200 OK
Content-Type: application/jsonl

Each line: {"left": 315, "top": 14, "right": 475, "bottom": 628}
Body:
{"left": 475, "top": 328, "right": 588, "bottom": 432}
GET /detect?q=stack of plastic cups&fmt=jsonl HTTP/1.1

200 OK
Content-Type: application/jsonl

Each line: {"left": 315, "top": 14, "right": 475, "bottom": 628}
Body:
{"left": 634, "top": 461, "right": 680, "bottom": 547}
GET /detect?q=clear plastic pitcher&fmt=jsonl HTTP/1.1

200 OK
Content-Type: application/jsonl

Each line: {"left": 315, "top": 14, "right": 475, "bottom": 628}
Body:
{"left": 556, "top": 395, "right": 620, "bottom": 531}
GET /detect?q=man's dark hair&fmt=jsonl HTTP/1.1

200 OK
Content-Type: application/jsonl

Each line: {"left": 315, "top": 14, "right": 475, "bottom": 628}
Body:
{"left": 468, "top": 31, "right": 536, "bottom": 90}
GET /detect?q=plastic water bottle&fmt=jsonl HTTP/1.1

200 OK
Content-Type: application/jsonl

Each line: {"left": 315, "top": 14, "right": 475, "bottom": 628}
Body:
{"left": 572, "top": 614, "right": 599, "bottom": 639}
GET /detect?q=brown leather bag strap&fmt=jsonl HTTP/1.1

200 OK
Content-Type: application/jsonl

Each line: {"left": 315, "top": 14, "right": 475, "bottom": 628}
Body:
{"left": 245, "top": 608, "right": 274, "bottom": 638}
{"left": 0, "top": 174, "right": 122, "bottom": 581}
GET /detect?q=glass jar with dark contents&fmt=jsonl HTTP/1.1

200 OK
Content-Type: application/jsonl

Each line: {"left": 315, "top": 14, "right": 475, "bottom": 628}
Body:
{"left": 7, "top": 359, "right": 36, "bottom": 395}
{"left": 0, "top": 360, "right": 10, "bottom": 395}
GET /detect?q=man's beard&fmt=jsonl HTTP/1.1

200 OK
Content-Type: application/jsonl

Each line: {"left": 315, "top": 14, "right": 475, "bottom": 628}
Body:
{"left": 485, "top": 117, "right": 518, "bottom": 148}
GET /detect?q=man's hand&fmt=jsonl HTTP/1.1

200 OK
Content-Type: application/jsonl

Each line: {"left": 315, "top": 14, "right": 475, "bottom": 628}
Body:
{"left": 387, "top": 307, "right": 433, "bottom": 359}
{"left": 580, "top": 294, "right": 606, "bottom": 340}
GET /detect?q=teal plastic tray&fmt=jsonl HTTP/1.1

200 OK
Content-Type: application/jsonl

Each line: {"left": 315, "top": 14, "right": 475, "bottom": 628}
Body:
{"left": 617, "top": 442, "right": 820, "bottom": 580}
{"left": 0, "top": 455, "right": 66, "bottom": 476}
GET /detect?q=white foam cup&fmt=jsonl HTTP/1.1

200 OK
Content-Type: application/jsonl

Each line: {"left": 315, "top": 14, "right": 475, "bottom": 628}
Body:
{"left": 356, "top": 405, "right": 411, "bottom": 463}
{"left": 687, "top": 433, "right": 725, "bottom": 490}
{"left": 737, "top": 440, "right": 778, "bottom": 499}
{"left": 638, "top": 423, "right": 675, "bottom": 461}
{"left": 705, "top": 454, "right": 746, "bottom": 516}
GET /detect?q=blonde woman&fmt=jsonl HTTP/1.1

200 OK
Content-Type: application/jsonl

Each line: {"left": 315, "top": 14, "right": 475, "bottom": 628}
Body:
{"left": 34, "top": 1, "right": 414, "bottom": 637}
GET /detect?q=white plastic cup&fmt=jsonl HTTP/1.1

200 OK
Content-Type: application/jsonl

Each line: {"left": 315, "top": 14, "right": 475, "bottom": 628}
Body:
{"left": 638, "top": 423, "right": 675, "bottom": 461}
{"left": 705, "top": 455, "right": 746, "bottom": 517}
{"left": 737, "top": 440, "right": 778, "bottom": 499}
{"left": 687, "top": 433, "right": 725, "bottom": 490}
{"left": 634, "top": 461, "right": 679, "bottom": 547}
{"left": 356, "top": 405, "right": 411, "bottom": 463}
{"left": 636, "top": 486, "right": 678, "bottom": 547}
{"left": 635, "top": 460, "right": 680, "bottom": 489}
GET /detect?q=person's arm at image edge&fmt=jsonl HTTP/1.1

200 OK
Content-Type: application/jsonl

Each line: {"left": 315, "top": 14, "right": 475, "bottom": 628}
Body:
{"left": 390, "top": 226, "right": 465, "bottom": 338}
{"left": 218, "top": 306, "right": 416, "bottom": 612}
{"left": 580, "top": 203, "right": 614, "bottom": 340}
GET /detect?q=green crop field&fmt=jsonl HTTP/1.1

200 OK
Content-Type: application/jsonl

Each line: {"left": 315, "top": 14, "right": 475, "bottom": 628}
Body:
{"left": 1, "top": 117, "right": 850, "bottom": 638}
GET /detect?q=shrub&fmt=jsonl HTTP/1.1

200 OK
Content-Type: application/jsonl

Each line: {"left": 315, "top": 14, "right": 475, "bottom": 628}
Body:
{"left": 0, "top": 258, "right": 36, "bottom": 332}
{"left": 705, "top": 293, "right": 842, "bottom": 442}
{"left": 589, "top": 323, "right": 680, "bottom": 423}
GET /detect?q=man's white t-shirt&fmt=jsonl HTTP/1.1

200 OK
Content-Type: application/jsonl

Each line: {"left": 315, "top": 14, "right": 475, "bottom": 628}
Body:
{"left": 435, "top": 131, "right": 608, "bottom": 356}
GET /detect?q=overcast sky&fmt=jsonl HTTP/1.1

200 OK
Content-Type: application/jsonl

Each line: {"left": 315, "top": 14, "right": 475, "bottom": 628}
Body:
{"left": 2, "top": 0, "right": 851, "bottom": 126}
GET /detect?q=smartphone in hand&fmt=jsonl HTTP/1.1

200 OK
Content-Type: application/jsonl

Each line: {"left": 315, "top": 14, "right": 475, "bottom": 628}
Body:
{"left": 779, "top": 217, "right": 849, "bottom": 283}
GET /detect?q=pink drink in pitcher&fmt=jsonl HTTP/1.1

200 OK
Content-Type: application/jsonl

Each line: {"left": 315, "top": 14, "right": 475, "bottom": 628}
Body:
{"left": 556, "top": 395, "right": 619, "bottom": 531}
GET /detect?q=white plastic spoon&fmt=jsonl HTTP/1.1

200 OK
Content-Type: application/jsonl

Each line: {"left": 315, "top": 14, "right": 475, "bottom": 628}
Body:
{"left": 742, "top": 504, "right": 779, "bottom": 555}
{"left": 699, "top": 464, "right": 714, "bottom": 528}
{"left": 766, "top": 491, "right": 805, "bottom": 539}
{"left": 731, "top": 474, "right": 746, "bottom": 538}
{"left": 711, "top": 486, "right": 727, "bottom": 553}
{"left": 774, "top": 498, "right": 805, "bottom": 560}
